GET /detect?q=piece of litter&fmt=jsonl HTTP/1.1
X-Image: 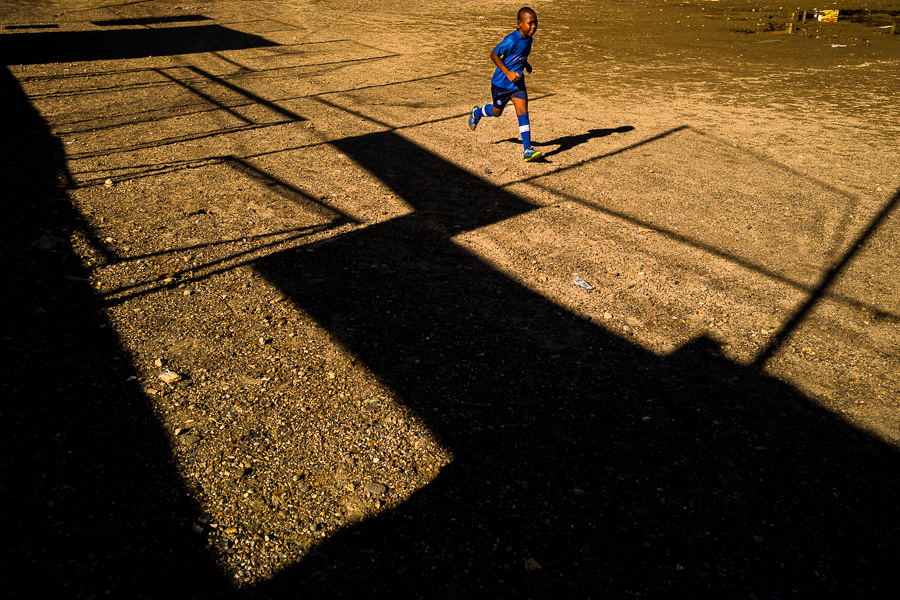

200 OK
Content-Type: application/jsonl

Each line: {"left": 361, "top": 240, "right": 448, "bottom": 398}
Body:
{"left": 831, "top": 44, "right": 846, "bottom": 48}
{"left": 524, "top": 558, "right": 542, "bottom": 571}
{"left": 573, "top": 275, "right": 594, "bottom": 290}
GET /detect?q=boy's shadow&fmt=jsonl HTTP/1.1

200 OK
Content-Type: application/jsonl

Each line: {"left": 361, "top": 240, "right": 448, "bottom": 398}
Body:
{"left": 497, "top": 125, "right": 634, "bottom": 158}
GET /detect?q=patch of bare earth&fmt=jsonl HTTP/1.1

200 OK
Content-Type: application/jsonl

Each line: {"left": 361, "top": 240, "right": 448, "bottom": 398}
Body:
{"left": 4, "top": 0, "right": 898, "bottom": 597}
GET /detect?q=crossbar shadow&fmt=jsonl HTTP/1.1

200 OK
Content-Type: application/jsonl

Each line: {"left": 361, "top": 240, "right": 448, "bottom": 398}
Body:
{"left": 243, "top": 129, "right": 900, "bottom": 597}
{"left": 0, "top": 24, "right": 278, "bottom": 65}
{"left": 92, "top": 15, "right": 213, "bottom": 27}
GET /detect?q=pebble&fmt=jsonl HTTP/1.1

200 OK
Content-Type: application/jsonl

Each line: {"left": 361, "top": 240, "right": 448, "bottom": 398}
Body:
{"left": 159, "top": 370, "right": 182, "bottom": 383}
{"left": 180, "top": 434, "right": 201, "bottom": 446}
{"left": 364, "top": 483, "right": 387, "bottom": 497}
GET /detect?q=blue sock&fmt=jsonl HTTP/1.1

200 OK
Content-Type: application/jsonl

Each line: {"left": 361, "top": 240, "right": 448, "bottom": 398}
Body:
{"left": 480, "top": 104, "right": 494, "bottom": 118}
{"left": 517, "top": 113, "right": 532, "bottom": 150}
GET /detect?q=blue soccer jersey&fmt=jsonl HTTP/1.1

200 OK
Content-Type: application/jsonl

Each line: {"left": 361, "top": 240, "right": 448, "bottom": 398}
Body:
{"left": 490, "top": 29, "right": 532, "bottom": 91}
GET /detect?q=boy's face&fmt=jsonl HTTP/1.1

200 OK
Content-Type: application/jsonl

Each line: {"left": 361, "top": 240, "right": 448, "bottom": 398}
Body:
{"left": 517, "top": 12, "right": 538, "bottom": 38}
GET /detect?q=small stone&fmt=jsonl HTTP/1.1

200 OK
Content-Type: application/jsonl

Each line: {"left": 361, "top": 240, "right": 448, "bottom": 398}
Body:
{"left": 183, "top": 290, "right": 192, "bottom": 296}
{"left": 191, "top": 523, "right": 204, "bottom": 534}
{"left": 159, "top": 370, "right": 182, "bottom": 383}
{"left": 524, "top": 558, "right": 542, "bottom": 571}
{"left": 180, "top": 434, "right": 201, "bottom": 446}
{"left": 603, "top": 312, "right": 612, "bottom": 320}
{"left": 327, "top": 372, "right": 336, "bottom": 380}
{"left": 154, "top": 358, "right": 165, "bottom": 367}
{"left": 364, "top": 483, "right": 387, "bottom": 497}
{"left": 104, "top": 178, "right": 113, "bottom": 186}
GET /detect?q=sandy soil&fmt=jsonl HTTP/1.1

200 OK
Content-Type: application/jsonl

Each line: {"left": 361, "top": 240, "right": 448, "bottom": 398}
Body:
{"left": 3, "top": 0, "right": 899, "bottom": 597}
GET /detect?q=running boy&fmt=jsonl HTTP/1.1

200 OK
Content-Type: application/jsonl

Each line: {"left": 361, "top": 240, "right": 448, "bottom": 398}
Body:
{"left": 468, "top": 7, "right": 542, "bottom": 162}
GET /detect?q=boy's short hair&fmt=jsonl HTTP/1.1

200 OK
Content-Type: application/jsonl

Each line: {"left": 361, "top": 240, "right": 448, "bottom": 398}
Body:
{"left": 517, "top": 6, "right": 536, "bottom": 21}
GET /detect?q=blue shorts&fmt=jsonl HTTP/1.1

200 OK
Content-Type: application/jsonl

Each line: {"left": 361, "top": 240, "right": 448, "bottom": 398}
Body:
{"left": 491, "top": 85, "right": 527, "bottom": 112}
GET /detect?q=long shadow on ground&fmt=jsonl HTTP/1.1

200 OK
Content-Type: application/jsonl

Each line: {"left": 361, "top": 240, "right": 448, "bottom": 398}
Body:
{"left": 0, "top": 63, "right": 228, "bottom": 600}
{"left": 496, "top": 125, "right": 635, "bottom": 158}
{"left": 4, "top": 21, "right": 899, "bottom": 597}
{"left": 246, "top": 130, "right": 900, "bottom": 598}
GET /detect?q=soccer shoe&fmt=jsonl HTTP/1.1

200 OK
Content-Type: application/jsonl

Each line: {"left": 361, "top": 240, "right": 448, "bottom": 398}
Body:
{"left": 468, "top": 106, "right": 480, "bottom": 131}
{"left": 523, "top": 147, "right": 543, "bottom": 161}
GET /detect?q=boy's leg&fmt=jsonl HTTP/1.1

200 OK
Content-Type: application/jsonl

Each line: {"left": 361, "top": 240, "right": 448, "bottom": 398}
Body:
{"left": 511, "top": 95, "right": 542, "bottom": 160}
{"left": 470, "top": 103, "right": 499, "bottom": 130}
{"left": 511, "top": 96, "right": 529, "bottom": 116}
{"left": 470, "top": 87, "right": 513, "bottom": 130}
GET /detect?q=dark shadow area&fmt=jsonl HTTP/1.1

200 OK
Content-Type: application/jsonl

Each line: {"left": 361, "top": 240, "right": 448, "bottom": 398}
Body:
{"left": 0, "top": 66, "right": 229, "bottom": 597}
{"left": 839, "top": 8, "right": 900, "bottom": 26}
{"left": 243, "top": 129, "right": 900, "bottom": 598}
{"left": 4, "top": 21, "right": 898, "bottom": 595}
{"left": 496, "top": 126, "right": 635, "bottom": 158}
{"left": 3, "top": 23, "right": 59, "bottom": 30}
{"left": 92, "top": 15, "right": 213, "bottom": 26}
{"left": 0, "top": 25, "right": 278, "bottom": 65}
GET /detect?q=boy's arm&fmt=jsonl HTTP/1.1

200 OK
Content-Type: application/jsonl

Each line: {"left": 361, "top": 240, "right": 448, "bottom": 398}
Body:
{"left": 490, "top": 50, "right": 520, "bottom": 83}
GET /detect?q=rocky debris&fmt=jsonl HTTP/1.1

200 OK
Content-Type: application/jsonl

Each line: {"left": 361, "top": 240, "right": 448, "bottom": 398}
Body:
{"left": 364, "top": 483, "right": 387, "bottom": 497}
{"left": 158, "top": 370, "right": 182, "bottom": 383}
{"left": 7, "top": 0, "right": 898, "bottom": 597}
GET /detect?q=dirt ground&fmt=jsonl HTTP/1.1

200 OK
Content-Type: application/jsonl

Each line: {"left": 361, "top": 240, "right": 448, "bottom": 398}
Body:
{"left": 3, "top": 0, "right": 899, "bottom": 597}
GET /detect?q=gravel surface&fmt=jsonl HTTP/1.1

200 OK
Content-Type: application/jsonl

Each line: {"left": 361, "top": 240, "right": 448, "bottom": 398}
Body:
{"left": 3, "top": 0, "right": 899, "bottom": 598}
